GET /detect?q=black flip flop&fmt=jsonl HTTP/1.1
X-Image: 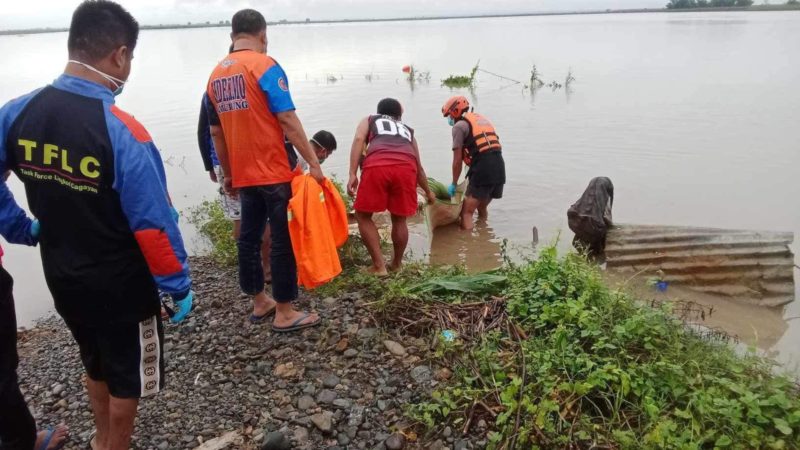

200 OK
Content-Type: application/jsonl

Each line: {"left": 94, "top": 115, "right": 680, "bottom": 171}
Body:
{"left": 249, "top": 305, "right": 277, "bottom": 324}
{"left": 271, "top": 313, "right": 321, "bottom": 333}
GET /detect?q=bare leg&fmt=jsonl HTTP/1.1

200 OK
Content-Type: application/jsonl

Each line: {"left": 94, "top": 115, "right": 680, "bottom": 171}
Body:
{"left": 460, "top": 196, "right": 480, "bottom": 231}
{"left": 262, "top": 224, "right": 272, "bottom": 282}
{"left": 477, "top": 198, "right": 492, "bottom": 219}
{"left": 233, "top": 219, "right": 241, "bottom": 240}
{"left": 107, "top": 396, "right": 138, "bottom": 450}
{"left": 355, "top": 211, "right": 387, "bottom": 275}
{"left": 251, "top": 291, "right": 277, "bottom": 318}
{"left": 388, "top": 214, "right": 409, "bottom": 271}
{"left": 86, "top": 379, "right": 110, "bottom": 450}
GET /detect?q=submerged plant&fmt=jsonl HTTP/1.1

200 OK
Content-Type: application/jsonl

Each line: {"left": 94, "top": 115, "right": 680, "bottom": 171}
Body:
{"left": 442, "top": 61, "right": 480, "bottom": 88}
{"left": 565, "top": 67, "right": 576, "bottom": 87}
{"left": 528, "top": 63, "right": 544, "bottom": 89}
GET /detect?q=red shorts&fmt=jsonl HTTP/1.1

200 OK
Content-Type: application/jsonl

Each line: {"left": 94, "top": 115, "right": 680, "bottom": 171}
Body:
{"left": 354, "top": 164, "right": 418, "bottom": 217}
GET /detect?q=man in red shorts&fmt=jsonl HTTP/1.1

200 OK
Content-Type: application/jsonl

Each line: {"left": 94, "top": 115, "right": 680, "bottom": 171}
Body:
{"left": 347, "top": 98, "right": 435, "bottom": 275}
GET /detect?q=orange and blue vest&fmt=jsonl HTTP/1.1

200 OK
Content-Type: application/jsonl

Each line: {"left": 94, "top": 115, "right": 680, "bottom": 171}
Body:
{"left": 206, "top": 50, "right": 298, "bottom": 188}
{"left": 459, "top": 112, "right": 502, "bottom": 167}
{"left": 0, "top": 74, "right": 191, "bottom": 325}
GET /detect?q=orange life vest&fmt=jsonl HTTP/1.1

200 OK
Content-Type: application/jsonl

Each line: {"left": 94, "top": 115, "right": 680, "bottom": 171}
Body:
{"left": 287, "top": 175, "right": 349, "bottom": 289}
{"left": 460, "top": 112, "right": 501, "bottom": 166}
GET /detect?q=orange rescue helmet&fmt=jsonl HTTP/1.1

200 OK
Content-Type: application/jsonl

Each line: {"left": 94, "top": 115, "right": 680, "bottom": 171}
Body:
{"left": 441, "top": 96, "right": 470, "bottom": 119}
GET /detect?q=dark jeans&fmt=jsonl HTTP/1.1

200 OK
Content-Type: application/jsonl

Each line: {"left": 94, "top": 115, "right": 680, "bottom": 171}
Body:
{"left": 238, "top": 183, "right": 297, "bottom": 302}
{"left": 0, "top": 266, "right": 36, "bottom": 450}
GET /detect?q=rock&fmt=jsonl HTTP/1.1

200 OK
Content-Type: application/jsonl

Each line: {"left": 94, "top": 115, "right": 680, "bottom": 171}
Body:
{"left": 434, "top": 368, "right": 453, "bottom": 381}
{"left": 385, "top": 433, "right": 405, "bottom": 450}
{"left": 335, "top": 338, "right": 349, "bottom": 353}
{"left": 261, "top": 431, "right": 291, "bottom": 450}
{"left": 322, "top": 297, "right": 337, "bottom": 307}
{"left": 427, "top": 440, "right": 446, "bottom": 450}
{"left": 311, "top": 411, "right": 334, "bottom": 434}
{"left": 322, "top": 374, "right": 341, "bottom": 389}
{"left": 293, "top": 427, "right": 309, "bottom": 444}
{"left": 357, "top": 328, "right": 378, "bottom": 340}
{"left": 343, "top": 349, "right": 359, "bottom": 358}
{"left": 337, "top": 433, "right": 351, "bottom": 445}
{"left": 274, "top": 362, "right": 297, "bottom": 379}
{"left": 347, "top": 406, "right": 365, "bottom": 427}
{"left": 442, "top": 426, "right": 452, "bottom": 438}
{"left": 316, "top": 389, "right": 337, "bottom": 404}
{"left": 52, "top": 384, "right": 64, "bottom": 396}
{"left": 349, "top": 389, "right": 363, "bottom": 399}
{"left": 454, "top": 440, "right": 468, "bottom": 450}
{"left": 383, "top": 340, "right": 406, "bottom": 356}
{"left": 477, "top": 419, "right": 487, "bottom": 429}
{"left": 297, "top": 395, "right": 316, "bottom": 410}
{"left": 410, "top": 365, "right": 432, "bottom": 384}
{"left": 332, "top": 398, "right": 352, "bottom": 409}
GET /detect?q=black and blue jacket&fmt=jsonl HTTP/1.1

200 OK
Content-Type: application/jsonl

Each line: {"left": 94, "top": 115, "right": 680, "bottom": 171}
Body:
{"left": 197, "top": 93, "right": 219, "bottom": 171}
{"left": 0, "top": 74, "right": 191, "bottom": 325}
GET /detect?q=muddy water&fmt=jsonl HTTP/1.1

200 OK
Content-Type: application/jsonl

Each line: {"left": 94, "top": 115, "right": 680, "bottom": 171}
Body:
{"left": 1, "top": 12, "right": 798, "bottom": 371}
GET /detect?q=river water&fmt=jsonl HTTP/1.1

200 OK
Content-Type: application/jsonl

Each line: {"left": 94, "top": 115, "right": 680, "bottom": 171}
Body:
{"left": 1, "top": 11, "right": 798, "bottom": 371}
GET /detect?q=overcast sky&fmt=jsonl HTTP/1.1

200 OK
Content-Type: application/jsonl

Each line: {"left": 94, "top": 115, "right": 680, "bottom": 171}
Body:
{"left": 1, "top": 0, "right": 667, "bottom": 30}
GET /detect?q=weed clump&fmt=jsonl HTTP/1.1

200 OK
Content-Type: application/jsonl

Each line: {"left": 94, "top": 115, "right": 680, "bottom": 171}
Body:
{"left": 442, "top": 61, "right": 479, "bottom": 89}
{"left": 405, "top": 247, "right": 800, "bottom": 449}
{"left": 186, "top": 199, "right": 237, "bottom": 267}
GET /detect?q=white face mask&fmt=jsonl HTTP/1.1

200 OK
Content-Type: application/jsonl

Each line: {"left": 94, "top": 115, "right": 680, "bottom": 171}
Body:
{"left": 68, "top": 59, "right": 127, "bottom": 96}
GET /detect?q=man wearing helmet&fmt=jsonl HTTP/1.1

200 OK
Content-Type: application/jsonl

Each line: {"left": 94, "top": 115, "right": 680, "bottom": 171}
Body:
{"left": 442, "top": 96, "right": 506, "bottom": 230}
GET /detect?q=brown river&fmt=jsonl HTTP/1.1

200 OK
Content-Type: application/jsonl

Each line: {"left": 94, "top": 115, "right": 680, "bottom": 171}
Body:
{"left": 1, "top": 11, "right": 798, "bottom": 373}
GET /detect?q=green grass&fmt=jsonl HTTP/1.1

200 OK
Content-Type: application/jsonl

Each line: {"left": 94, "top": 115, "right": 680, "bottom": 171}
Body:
{"left": 405, "top": 247, "right": 800, "bottom": 449}
{"left": 185, "top": 199, "right": 800, "bottom": 448}
{"left": 185, "top": 199, "right": 237, "bottom": 266}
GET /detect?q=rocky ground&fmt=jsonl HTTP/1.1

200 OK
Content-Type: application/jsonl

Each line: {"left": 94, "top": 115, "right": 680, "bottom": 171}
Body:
{"left": 16, "top": 257, "right": 487, "bottom": 450}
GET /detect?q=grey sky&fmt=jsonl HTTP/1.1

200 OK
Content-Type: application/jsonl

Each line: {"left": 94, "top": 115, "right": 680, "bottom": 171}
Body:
{"left": 0, "top": 0, "right": 666, "bottom": 30}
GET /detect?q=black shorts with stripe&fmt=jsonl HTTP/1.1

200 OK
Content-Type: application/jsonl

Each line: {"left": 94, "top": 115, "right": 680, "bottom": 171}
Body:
{"left": 65, "top": 315, "right": 164, "bottom": 399}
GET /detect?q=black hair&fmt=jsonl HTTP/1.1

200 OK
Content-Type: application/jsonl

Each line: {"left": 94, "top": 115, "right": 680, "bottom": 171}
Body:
{"left": 232, "top": 9, "right": 267, "bottom": 36}
{"left": 311, "top": 130, "right": 337, "bottom": 152}
{"left": 67, "top": 0, "right": 139, "bottom": 63}
{"left": 377, "top": 98, "right": 402, "bottom": 120}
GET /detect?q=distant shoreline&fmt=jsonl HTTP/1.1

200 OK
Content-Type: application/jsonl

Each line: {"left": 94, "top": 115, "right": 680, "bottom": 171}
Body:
{"left": 1, "top": 4, "right": 798, "bottom": 36}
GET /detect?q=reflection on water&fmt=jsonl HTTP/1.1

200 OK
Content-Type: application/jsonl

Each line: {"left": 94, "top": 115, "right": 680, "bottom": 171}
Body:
{"left": 1, "top": 11, "right": 798, "bottom": 372}
{"left": 429, "top": 221, "right": 504, "bottom": 272}
{"left": 606, "top": 269, "right": 799, "bottom": 376}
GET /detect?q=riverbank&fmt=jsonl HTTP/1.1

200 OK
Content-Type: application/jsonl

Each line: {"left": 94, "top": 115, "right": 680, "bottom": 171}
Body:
{"left": 2, "top": 4, "right": 799, "bottom": 36}
{"left": 17, "top": 238, "right": 800, "bottom": 449}
{"left": 17, "top": 256, "right": 464, "bottom": 450}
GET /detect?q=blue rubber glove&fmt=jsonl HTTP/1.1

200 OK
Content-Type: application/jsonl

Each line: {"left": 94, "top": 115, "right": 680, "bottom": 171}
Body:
{"left": 30, "top": 219, "right": 40, "bottom": 239}
{"left": 170, "top": 207, "right": 180, "bottom": 224}
{"left": 170, "top": 291, "right": 194, "bottom": 324}
{"left": 447, "top": 183, "right": 457, "bottom": 198}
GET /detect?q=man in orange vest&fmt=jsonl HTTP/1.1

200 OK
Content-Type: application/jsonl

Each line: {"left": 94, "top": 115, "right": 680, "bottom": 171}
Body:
{"left": 348, "top": 98, "right": 435, "bottom": 275}
{"left": 206, "top": 9, "right": 324, "bottom": 332}
{"left": 442, "top": 96, "right": 506, "bottom": 230}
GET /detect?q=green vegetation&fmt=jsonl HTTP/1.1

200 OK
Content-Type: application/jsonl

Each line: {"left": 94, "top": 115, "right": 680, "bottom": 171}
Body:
{"left": 186, "top": 199, "right": 237, "bottom": 266}
{"left": 427, "top": 177, "right": 452, "bottom": 201}
{"left": 404, "top": 248, "right": 800, "bottom": 449}
{"left": 443, "top": 61, "right": 480, "bottom": 89}
{"left": 186, "top": 199, "right": 800, "bottom": 448}
{"left": 667, "top": 0, "right": 753, "bottom": 8}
